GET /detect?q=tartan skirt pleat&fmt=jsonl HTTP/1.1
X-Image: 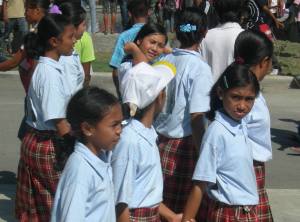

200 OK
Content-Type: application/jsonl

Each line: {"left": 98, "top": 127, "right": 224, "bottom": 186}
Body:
{"left": 207, "top": 199, "right": 258, "bottom": 222}
{"left": 253, "top": 161, "right": 273, "bottom": 222}
{"left": 129, "top": 207, "right": 160, "bottom": 222}
{"left": 158, "top": 135, "right": 197, "bottom": 213}
{"left": 15, "top": 129, "right": 61, "bottom": 222}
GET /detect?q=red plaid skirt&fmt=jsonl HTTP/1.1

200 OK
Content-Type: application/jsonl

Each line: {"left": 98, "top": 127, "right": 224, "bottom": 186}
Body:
{"left": 129, "top": 206, "right": 160, "bottom": 222}
{"left": 207, "top": 199, "right": 258, "bottom": 222}
{"left": 15, "top": 128, "right": 61, "bottom": 222}
{"left": 158, "top": 135, "right": 197, "bottom": 213}
{"left": 254, "top": 161, "right": 273, "bottom": 222}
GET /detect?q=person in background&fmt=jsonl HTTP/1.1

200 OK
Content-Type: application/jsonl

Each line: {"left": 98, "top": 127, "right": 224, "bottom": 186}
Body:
{"left": 81, "top": 0, "right": 98, "bottom": 34}
{"left": 102, "top": 0, "right": 117, "bottom": 34}
{"left": 109, "top": 0, "right": 149, "bottom": 98}
{"left": 2, "top": 0, "right": 28, "bottom": 53}
{"left": 200, "top": 0, "right": 245, "bottom": 82}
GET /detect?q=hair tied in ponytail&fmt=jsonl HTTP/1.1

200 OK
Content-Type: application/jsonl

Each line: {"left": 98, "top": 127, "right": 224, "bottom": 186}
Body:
{"left": 49, "top": 5, "right": 62, "bottom": 14}
{"left": 235, "top": 56, "right": 245, "bottom": 64}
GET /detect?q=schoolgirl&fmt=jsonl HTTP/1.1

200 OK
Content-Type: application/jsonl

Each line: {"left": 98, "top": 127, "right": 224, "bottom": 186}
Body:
{"left": 234, "top": 29, "right": 274, "bottom": 221}
{"left": 111, "top": 59, "right": 181, "bottom": 221}
{"left": 15, "top": 14, "right": 76, "bottom": 221}
{"left": 154, "top": 7, "right": 213, "bottom": 213}
{"left": 117, "top": 22, "right": 169, "bottom": 96}
{"left": 182, "top": 63, "right": 260, "bottom": 222}
{"left": 57, "top": 2, "right": 87, "bottom": 94}
{"left": 51, "top": 87, "right": 123, "bottom": 221}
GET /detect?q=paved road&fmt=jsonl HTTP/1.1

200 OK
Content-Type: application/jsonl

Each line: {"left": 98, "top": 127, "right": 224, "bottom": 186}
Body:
{"left": 0, "top": 73, "right": 299, "bottom": 221}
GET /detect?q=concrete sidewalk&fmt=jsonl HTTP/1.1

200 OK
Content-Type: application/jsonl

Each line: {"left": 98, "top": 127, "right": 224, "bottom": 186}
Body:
{"left": 0, "top": 185, "right": 299, "bottom": 221}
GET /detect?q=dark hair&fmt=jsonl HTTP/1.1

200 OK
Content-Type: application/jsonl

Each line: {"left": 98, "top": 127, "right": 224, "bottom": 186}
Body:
{"left": 127, "top": 0, "right": 149, "bottom": 18}
{"left": 175, "top": 7, "right": 207, "bottom": 48}
{"left": 25, "top": 0, "right": 50, "bottom": 13}
{"left": 66, "top": 86, "right": 119, "bottom": 142}
{"left": 134, "top": 22, "right": 168, "bottom": 45}
{"left": 207, "top": 63, "right": 260, "bottom": 120}
{"left": 58, "top": 2, "right": 86, "bottom": 27}
{"left": 234, "top": 30, "right": 273, "bottom": 67}
{"left": 24, "top": 14, "right": 72, "bottom": 58}
{"left": 214, "top": 0, "right": 246, "bottom": 23}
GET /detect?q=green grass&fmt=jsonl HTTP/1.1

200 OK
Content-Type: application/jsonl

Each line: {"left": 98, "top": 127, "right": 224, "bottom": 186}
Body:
{"left": 274, "top": 40, "right": 300, "bottom": 76}
{"left": 92, "top": 39, "right": 300, "bottom": 76}
{"left": 92, "top": 52, "right": 112, "bottom": 73}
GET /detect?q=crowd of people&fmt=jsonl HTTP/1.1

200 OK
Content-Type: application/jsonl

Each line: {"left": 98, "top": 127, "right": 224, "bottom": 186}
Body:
{"left": 0, "top": 0, "right": 299, "bottom": 221}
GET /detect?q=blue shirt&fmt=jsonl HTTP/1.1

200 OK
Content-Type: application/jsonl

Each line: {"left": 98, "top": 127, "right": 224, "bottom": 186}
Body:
{"left": 154, "top": 49, "right": 213, "bottom": 138}
{"left": 193, "top": 111, "right": 258, "bottom": 205}
{"left": 111, "top": 119, "right": 163, "bottom": 208}
{"left": 245, "top": 93, "right": 272, "bottom": 162}
{"left": 109, "top": 23, "right": 144, "bottom": 69}
{"left": 26, "top": 57, "right": 72, "bottom": 131}
{"left": 59, "top": 50, "right": 84, "bottom": 95}
{"left": 51, "top": 142, "right": 116, "bottom": 222}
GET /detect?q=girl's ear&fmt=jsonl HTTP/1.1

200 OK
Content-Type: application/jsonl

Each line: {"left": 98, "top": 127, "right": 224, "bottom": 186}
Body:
{"left": 80, "top": 122, "right": 95, "bottom": 137}
{"left": 48, "top": 36, "right": 59, "bottom": 48}
{"left": 217, "top": 87, "right": 224, "bottom": 100}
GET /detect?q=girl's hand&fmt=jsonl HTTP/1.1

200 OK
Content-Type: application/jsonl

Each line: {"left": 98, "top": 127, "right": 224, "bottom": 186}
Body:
{"left": 168, "top": 213, "right": 182, "bottom": 222}
{"left": 124, "top": 42, "right": 139, "bottom": 54}
{"left": 163, "top": 46, "right": 173, "bottom": 54}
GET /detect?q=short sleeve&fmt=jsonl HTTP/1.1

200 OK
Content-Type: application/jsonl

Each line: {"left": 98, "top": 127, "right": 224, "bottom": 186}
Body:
{"left": 40, "top": 73, "right": 68, "bottom": 121}
{"left": 189, "top": 66, "right": 213, "bottom": 113}
{"left": 51, "top": 182, "right": 87, "bottom": 222}
{"left": 192, "top": 140, "right": 217, "bottom": 183}
{"left": 118, "top": 61, "right": 133, "bottom": 84}
{"left": 109, "top": 35, "right": 126, "bottom": 69}
{"left": 74, "top": 32, "right": 95, "bottom": 63}
{"left": 111, "top": 135, "right": 135, "bottom": 205}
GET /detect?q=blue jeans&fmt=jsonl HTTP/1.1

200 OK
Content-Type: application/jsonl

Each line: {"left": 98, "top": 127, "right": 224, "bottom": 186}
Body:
{"left": 81, "top": 0, "right": 98, "bottom": 33}
{"left": 118, "top": 0, "right": 129, "bottom": 30}
{"left": 4, "top": 17, "right": 28, "bottom": 53}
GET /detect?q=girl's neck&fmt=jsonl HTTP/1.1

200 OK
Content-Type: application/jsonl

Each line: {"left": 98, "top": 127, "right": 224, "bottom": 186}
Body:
{"left": 44, "top": 50, "right": 60, "bottom": 61}
{"left": 139, "top": 105, "right": 156, "bottom": 128}
{"left": 85, "top": 142, "right": 102, "bottom": 156}
{"left": 180, "top": 44, "right": 199, "bottom": 51}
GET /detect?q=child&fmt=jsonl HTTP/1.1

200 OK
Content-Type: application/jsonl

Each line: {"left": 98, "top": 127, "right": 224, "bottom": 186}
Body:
{"left": 109, "top": 0, "right": 149, "bottom": 98}
{"left": 154, "top": 7, "right": 213, "bottom": 213}
{"left": 112, "top": 58, "right": 181, "bottom": 221}
{"left": 118, "top": 22, "right": 169, "bottom": 87}
{"left": 15, "top": 14, "right": 76, "bottom": 221}
{"left": 58, "top": 2, "right": 87, "bottom": 94}
{"left": 51, "top": 87, "right": 123, "bottom": 221}
{"left": 200, "top": 0, "right": 245, "bottom": 82}
{"left": 182, "top": 63, "right": 260, "bottom": 222}
{"left": 234, "top": 29, "right": 274, "bottom": 221}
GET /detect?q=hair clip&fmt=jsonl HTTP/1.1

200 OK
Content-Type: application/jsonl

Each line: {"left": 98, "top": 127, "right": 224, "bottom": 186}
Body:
{"left": 49, "top": 5, "right": 62, "bottom": 15}
{"left": 223, "top": 75, "right": 229, "bottom": 89}
{"left": 179, "top": 24, "right": 197, "bottom": 33}
{"left": 235, "top": 56, "right": 245, "bottom": 64}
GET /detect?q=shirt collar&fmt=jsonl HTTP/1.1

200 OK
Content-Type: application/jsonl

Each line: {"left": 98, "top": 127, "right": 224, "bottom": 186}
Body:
{"left": 39, "top": 56, "right": 64, "bottom": 73}
{"left": 215, "top": 110, "right": 247, "bottom": 136}
{"left": 129, "top": 119, "right": 158, "bottom": 146}
{"left": 217, "top": 22, "right": 242, "bottom": 30}
{"left": 172, "top": 48, "right": 201, "bottom": 57}
{"left": 74, "top": 142, "right": 110, "bottom": 176}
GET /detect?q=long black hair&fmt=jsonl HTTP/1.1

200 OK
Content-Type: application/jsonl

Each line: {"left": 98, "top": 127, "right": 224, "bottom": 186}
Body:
{"left": 234, "top": 30, "right": 274, "bottom": 67}
{"left": 134, "top": 22, "right": 168, "bottom": 45}
{"left": 207, "top": 63, "right": 260, "bottom": 121}
{"left": 214, "top": 0, "right": 246, "bottom": 24}
{"left": 175, "top": 7, "right": 207, "bottom": 48}
{"left": 24, "top": 14, "right": 72, "bottom": 59}
{"left": 58, "top": 2, "right": 86, "bottom": 27}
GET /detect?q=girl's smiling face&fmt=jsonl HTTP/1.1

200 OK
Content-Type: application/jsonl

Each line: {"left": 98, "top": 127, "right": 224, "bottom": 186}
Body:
{"left": 136, "top": 33, "right": 166, "bottom": 61}
{"left": 219, "top": 84, "right": 256, "bottom": 121}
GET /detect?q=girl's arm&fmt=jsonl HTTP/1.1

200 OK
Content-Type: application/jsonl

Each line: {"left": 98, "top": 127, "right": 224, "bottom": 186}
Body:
{"left": 262, "top": 5, "right": 284, "bottom": 29}
{"left": 191, "top": 112, "right": 206, "bottom": 151}
{"left": 82, "top": 62, "right": 91, "bottom": 87}
{"left": 159, "top": 203, "right": 182, "bottom": 222}
{"left": 0, "top": 50, "right": 25, "bottom": 71}
{"left": 124, "top": 42, "right": 148, "bottom": 65}
{"left": 116, "top": 203, "right": 130, "bottom": 222}
{"left": 54, "top": 119, "right": 71, "bottom": 137}
{"left": 181, "top": 181, "right": 206, "bottom": 222}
